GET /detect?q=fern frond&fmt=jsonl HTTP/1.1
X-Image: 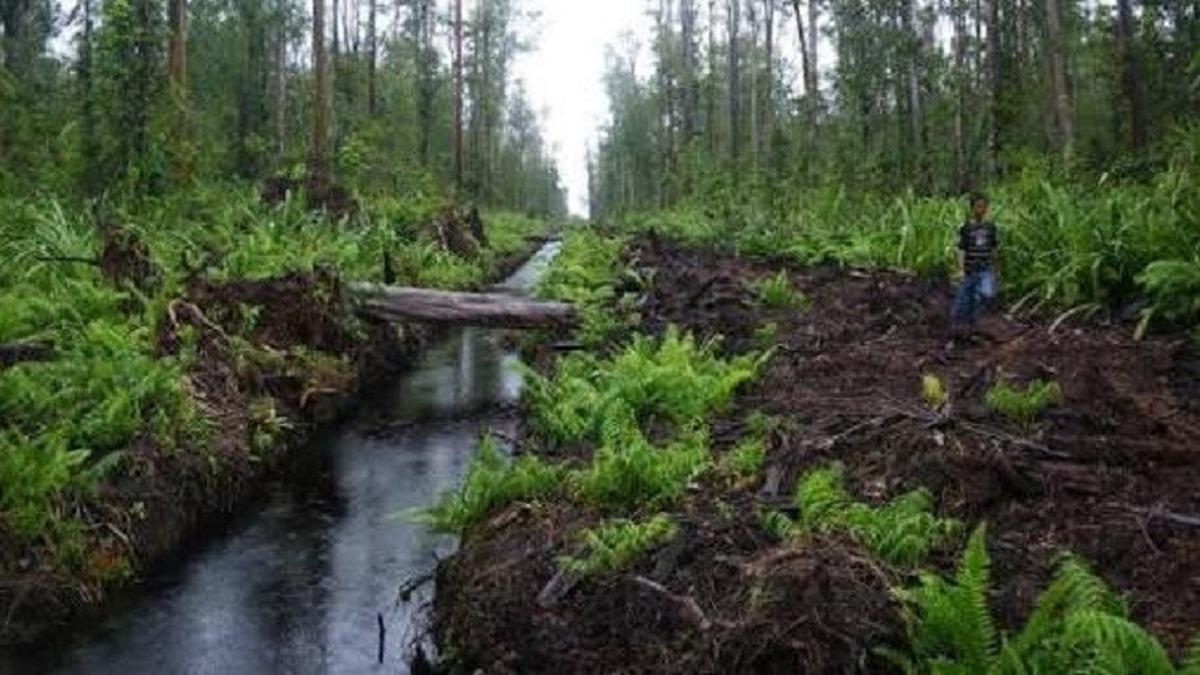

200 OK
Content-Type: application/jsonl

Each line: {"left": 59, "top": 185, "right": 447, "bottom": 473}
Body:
{"left": 1179, "top": 634, "right": 1200, "bottom": 675}
{"left": 954, "top": 524, "right": 998, "bottom": 668}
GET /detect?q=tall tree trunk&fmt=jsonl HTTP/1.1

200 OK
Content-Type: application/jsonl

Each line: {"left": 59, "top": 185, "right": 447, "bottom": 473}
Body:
{"left": 680, "top": 0, "right": 698, "bottom": 143}
{"left": 79, "top": 0, "right": 98, "bottom": 192}
{"left": 904, "top": 0, "right": 922, "bottom": 160}
{"left": 367, "top": 0, "right": 377, "bottom": 115}
{"left": 1044, "top": 0, "right": 1073, "bottom": 162}
{"left": 272, "top": 0, "right": 287, "bottom": 165}
{"left": 452, "top": 0, "right": 464, "bottom": 190}
{"left": 953, "top": 0, "right": 968, "bottom": 189}
{"left": 1115, "top": 0, "right": 1148, "bottom": 153}
{"left": 707, "top": 0, "right": 718, "bottom": 156}
{"left": 763, "top": 0, "right": 773, "bottom": 162}
{"left": 747, "top": 0, "right": 758, "bottom": 168}
{"left": 310, "top": 0, "right": 332, "bottom": 194}
{"left": 986, "top": 0, "right": 1000, "bottom": 177}
{"left": 167, "top": 0, "right": 191, "bottom": 184}
{"left": 727, "top": 0, "right": 741, "bottom": 165}
{"left": 331, "top": 0, "right": 340, "bottom": 75}
{"left": 807, "top": 0, "right": 819, "bottom": 108}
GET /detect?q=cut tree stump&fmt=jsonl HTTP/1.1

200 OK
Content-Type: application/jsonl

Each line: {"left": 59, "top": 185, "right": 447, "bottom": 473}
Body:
{"left": 351, "top": 283, "right": 577, "bottom": 329}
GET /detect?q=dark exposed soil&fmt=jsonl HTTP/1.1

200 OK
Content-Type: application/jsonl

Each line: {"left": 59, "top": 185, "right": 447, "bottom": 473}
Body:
{"left": 434, "top": 235, "right": 1200, "bottom": 672}
{"left": 0, "top": 269, "right": 419, "bottom": 647}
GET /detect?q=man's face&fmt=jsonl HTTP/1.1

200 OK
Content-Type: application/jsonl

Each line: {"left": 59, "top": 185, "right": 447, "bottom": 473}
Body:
{"left": 972, "top": 199, "right": 989, "bottom": 220}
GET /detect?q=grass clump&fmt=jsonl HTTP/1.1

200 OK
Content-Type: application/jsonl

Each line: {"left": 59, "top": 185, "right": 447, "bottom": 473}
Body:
{"left": 419, "top": 436, "right": 565, "bottom": 534}
{"left": 752, "top": 271, "right": 809, "bottom": 310}
{"left": 884, "top": 525, "right": 1183, "bottom": 674}
{"left": 784, "top": 464, "right": 960, "bottom": 567}
{"left": 984, "top": 378, "right": 1062, "bottom": 429}
{"left": 558, "top": 513, "right": 677, "bottom": 577}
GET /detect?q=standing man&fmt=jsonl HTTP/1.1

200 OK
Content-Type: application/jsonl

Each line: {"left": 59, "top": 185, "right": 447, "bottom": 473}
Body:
{"left": 951, "top": 192, "right": 1000, "bottom": 333}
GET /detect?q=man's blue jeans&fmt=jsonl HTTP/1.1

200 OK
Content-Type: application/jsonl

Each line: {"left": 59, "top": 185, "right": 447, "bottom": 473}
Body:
{"left": 952, "top": 268, "right": 997, "bottom": 323}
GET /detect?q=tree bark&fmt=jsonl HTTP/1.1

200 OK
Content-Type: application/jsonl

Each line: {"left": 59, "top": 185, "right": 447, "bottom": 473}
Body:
{"left": 986, "top": 0, "right": 1001, "bottom": 177}
{"left": 368, "top": 0, "right": 377, "bottom": 115}
{"left": 763, "top": 0, "right": 774, "bottom": 162}
{"left": 1044, "top": 0, "right": 1073, "bottom": 162}
{"left": 309, "top": 0, "right": 332, "bottom": 195}
{"left": 453, "top": 0, "right": 464, "bottom": 190}
{"left": 272, "top": 0, "right": 287, "bottom": 166}
{"left": 352, "top": 284, "right": 577, "bottom": 329}
{"left": 680, "top": 0, "right": 698, "bottom": 143}
{"left": 904, "top": 0, "right": 922, "bottom": 160}
{"left": 167, "top": 0, "right": 191, "bottom": 184}
{"left": 747, "top": 0, "right": 759, "bottom": 168}
{"left": 1115, "top": 0, "right": 1148, "bottom": 153}
{"left": 727, "top": 0, "right": 741, "bottom": 165}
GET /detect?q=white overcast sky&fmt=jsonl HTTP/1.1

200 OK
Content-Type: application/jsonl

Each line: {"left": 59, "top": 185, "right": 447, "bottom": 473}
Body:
{"left": 512, "top": 1, "right": 652, "bottom": 216}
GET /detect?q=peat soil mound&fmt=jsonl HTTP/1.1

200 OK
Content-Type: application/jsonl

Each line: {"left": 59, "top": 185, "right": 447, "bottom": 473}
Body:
{"left": 1, "top": 269, "right": 417, "bottom": 646}
{"left": 435, "top": 236, "right": 1200, "bottom": 672}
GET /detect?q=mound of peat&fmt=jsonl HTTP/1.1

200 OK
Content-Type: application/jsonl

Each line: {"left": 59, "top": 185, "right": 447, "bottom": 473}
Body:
{"left": 1, "top": 269, "right": 415, "bottom": 646}
{"left": 634, "top": 238, "right": 1200, "bottom": 653}
{"left": 435, "top": 235, "right": 1200, "bottom": 671}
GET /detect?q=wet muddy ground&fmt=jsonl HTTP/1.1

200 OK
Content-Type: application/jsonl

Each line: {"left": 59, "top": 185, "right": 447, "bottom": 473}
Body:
{"left": 435, "top": 235, "right": 1200, "bottom": 673}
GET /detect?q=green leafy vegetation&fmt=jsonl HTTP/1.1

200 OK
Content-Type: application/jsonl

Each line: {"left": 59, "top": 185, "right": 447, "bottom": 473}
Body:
{"left": 558, "top": 514, "right": 677, "bottom": 577}
{"left": 921, "top": 374, "right": 949, "bottom": 410}
{"left": 752, "top": 271, "right": 808, "bottom": 310}
{"left": 419, "top": 436, "right": 565, "bottom": 534}
{"left": 775, "top": 465, "right": 960, "bottom": 568}
{"left": 716, "top": 436, "right": 766, "bottom": 484}
{"left": 537, "top": 229, "right": 634, "bottom": 347}
{"left": 573, "top": 427, "right": 710, "bottom": 510}
{"left": 984, "top": 378, "right": 1063, "bottom": 429}
{"left": 884, "top": 525, "right": 1186, "bottom": 674}
{"left": 525, "top": 327, "right": 762, "bottom": 446}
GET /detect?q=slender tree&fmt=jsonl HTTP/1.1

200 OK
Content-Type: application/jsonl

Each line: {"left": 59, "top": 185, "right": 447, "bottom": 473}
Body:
{"left": 167, "top": 0, "right": 191, "bottom": 183}
{"left": 1115, "top": 0, "right": 1148, "bottom": 152}
{"left": 1044, "top": 0, "right": 1073, "bottom": 162}
{"left": 310, "top": 0, "right": 332, "bottom": 194}
{"left": 727, "top": 0, "right": 741, "bottom": 165}
{"left": 452, "top": 0, "right": 464, "bottom": 189}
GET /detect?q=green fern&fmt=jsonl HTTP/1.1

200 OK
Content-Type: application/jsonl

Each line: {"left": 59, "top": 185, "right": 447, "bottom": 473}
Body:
{"left": 752, "top": 270, "right": 809, "bottom": 310}
{"left": 1180, "top": 635, "right": 1200, "bottom": 675}
{"left": 558, "top": 514, "right": 677, "bottom": 577}
{"left": 888, "top": 527, "right": 1183, "bottom": 674}
{"left": 984, "top": 377, "right": 1062, "bottom": 429}
{"left": 791, "top": 464, "right": 960, "bottom": 567}
{"left": 417, "top": 435, "right": 565, "bottom": 533}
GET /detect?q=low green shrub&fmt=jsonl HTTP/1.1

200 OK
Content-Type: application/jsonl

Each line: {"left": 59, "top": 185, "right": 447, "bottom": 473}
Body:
{"left": 717, "top": 436, "right": 766, "bottom": 483}
{"left": 418, "top": 436, "right": 566, "bottom": 534}
{"left": 788, "top": 465, "right": 960, "bottom": 567}
{"left": 984, "top": 378, "right": 1062, "bottom": 429}
{"left": 558, "top": 513, "right": 677, "bottom": 577}
{"left": 884, "top": 525, "right": 1186, "bottom": 674}
{"left": 537, "top": 229, "right": 632, "bottom": 346}
{"left": 572, "top": 427, "right": 710, "bottom": 510}
{"left": 525, "top": 327, "right": 763, "bottom": 446}
{"left": 752, "top": 271, "right": 808, "bottom": 310}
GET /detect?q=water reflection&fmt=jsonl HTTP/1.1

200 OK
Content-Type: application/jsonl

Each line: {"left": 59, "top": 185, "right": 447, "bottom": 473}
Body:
{"left": 2, "top": 242, "right": 558, "bottom": 675}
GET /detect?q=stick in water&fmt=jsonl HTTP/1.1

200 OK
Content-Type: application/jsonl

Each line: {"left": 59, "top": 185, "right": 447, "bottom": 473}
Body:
{"left": 377, "top": 613, "right": 386, "bottom": 664}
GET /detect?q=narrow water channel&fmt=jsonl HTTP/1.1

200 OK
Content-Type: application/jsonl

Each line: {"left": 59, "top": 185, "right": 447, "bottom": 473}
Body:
{"left": 8, "top": 241, "right": 561, "bottom": 675}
